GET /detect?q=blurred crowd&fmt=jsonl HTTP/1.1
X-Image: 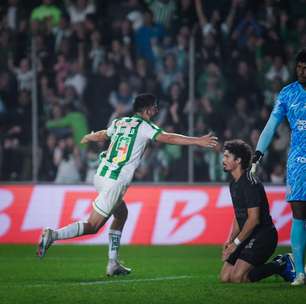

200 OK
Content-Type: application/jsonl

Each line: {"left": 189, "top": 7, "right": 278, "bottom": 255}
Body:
{"left": 0, "top": 0, "right": 305, "bottom": 183}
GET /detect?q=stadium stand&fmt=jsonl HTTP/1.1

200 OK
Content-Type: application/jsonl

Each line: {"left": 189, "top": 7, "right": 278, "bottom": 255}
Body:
{"left": 0, "top": 0, "right": 305, "bottom": 183}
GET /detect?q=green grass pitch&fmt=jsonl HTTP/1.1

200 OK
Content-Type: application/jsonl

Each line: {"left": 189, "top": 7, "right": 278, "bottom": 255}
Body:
{"left": 0, "top": 245, "right": 305, "bottom": 304}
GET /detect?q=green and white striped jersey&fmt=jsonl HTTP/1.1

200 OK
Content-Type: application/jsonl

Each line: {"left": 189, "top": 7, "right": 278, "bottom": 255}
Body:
{"left": 96, "top": 114, "right": 162, "bottom": 183}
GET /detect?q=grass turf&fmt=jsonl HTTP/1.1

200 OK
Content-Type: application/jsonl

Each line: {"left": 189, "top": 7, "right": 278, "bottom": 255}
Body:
{"left": 0, "top": 245, "right": 305, "bottom": 304}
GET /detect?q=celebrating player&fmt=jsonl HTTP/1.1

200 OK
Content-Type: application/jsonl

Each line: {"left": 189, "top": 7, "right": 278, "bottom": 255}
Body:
{"left": 252, "top": 48, "right": 306, "bottom": 285}
{"left": 37, "top": 93, "right": 218, "bottom": 276}
{"left": 220, "top": 139, "right": 295, "bottom": 283}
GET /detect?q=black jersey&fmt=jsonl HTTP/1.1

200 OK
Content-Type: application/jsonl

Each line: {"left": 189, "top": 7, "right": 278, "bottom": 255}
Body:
{"left": 229, "top": 172, "right": 274, "bottom": 231}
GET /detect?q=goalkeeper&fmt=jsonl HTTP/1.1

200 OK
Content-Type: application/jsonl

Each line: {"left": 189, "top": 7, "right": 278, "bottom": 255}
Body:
{"left": 252, "top": 48, "right": 306, "bottom": 286}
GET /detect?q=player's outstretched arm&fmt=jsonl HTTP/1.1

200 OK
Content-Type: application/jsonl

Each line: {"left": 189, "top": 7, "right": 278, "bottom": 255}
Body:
{"left": 156, "top": 131, "right": 218, "bottom": 148}
{"left": 80, "top": 130, "right": 109, "bottom": 144}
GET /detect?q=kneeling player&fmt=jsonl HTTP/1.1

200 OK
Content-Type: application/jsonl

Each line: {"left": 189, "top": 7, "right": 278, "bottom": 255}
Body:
{"left": 220, "top": 139, "right": 295, "bottom": 283}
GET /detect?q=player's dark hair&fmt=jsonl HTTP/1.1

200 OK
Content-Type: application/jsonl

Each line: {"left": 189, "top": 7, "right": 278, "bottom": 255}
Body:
{"left": 224, "top": 139, "right": 253, "bottom": 169}
{"left": 296, "top": 48, "right": 306, "bottom": 64}
{"left": 133, "top": 93, "right": 158, "bottom": 113}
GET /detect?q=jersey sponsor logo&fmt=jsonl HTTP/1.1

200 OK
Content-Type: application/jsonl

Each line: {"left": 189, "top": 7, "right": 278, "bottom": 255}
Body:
{"left": 297, "top": 157, "right": 306, "bottom": 164}
{"left": 297, "top": 120, "right": 306, "bottom": 131}
{"left": 245, "top": 238, "right": 255, "bottom": 249}
{"left": 286, "top": 185, "right": 291, "bottom": 195}
{"left": 0, "top": 185, "right": 290, "bottom": 245}
{"left": 113, "top": 136, "right": 131, "bottom": 163}
{"left": 115, "top": 120, "right": 139, "bottom": 128}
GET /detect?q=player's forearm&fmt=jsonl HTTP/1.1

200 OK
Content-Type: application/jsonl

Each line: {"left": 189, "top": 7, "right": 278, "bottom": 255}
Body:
{"left": 158, "top": 133, "right": 199, "bottom": 146}
{"left": 236, "top": 218, "right": 259, "bottom": 243}
{"left": 229, "top": 219, "right": 240, "bottom": 242}
{"left": 84, "top": 130, "right": 108, "bottom": 142}
{"left": 256, "top": 115, "right": 280, "bottom": 153}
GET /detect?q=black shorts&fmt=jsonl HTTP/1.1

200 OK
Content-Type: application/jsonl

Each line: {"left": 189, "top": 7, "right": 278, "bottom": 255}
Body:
{"left": 227, "top": 226, "right": 278, "bottom": 266}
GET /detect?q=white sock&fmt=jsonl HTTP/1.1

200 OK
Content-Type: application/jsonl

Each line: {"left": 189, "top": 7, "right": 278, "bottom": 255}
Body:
{"left": 108, "top": 229, "right": 122, "bottom": 261}
{"left": 54, "top": 221, "right": 85, "bottom": 240}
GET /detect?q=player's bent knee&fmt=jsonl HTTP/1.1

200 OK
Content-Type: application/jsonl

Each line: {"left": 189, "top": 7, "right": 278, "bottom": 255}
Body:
{"left": 86, "top": 218, "right": 106, "bottom": 234}
{"left": 220, "top": 272, "right": 231, "bottom": 283}
{"left": 87, "top": 209, "right": 108, "bottom": 234}
{"left": 85, "top": 222, "right": 100, "bottom": 234}
{"left": 113, "top": 203, "right": 128, "bottom": 222}
{"left": 230, "top": 272, "right": 245, "bottom": 283}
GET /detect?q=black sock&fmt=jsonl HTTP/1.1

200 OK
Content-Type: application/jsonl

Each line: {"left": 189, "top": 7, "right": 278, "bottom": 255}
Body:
{"left": 248, "top": 262, "right": 285, "bottom": 282}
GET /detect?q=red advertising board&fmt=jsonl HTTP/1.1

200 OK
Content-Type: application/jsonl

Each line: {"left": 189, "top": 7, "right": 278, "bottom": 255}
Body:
{"left": 0, "top": 184, "right": 291, "bottom": 245}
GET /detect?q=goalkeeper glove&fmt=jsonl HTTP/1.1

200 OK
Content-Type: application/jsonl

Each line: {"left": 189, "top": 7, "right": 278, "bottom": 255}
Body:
{"left": 251, "top": 151, "right": 264, "bottom": 175}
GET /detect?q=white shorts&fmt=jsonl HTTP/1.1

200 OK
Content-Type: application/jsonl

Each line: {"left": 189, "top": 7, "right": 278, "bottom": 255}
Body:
{"left": 92, "top": 174, "right": 128, "bottom": 218}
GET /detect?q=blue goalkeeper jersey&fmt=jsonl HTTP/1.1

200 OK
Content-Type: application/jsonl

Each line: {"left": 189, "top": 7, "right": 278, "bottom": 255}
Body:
{"left": 272, "top": 81, "right": 306, "bottom": 151}
{"left": 271, "top": 81, "right": 306, "bottom": 200}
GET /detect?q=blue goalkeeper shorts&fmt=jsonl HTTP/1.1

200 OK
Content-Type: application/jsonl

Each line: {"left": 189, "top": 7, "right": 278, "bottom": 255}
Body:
{"left": 286, "top": 153, "right": 306, "bottom": 202}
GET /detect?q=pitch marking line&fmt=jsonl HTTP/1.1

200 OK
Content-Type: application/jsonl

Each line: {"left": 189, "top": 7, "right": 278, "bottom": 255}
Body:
{"left": 80, "top": 275, "right": 193, "bottom": 286}
{"left": 22, "top": 275, "right": 193, "bottom": 288}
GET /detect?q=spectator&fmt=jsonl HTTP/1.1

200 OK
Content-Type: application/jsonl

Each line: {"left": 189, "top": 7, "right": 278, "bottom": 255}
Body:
{"left": 53, "top": 15, "right": 72, "bottom": 52}
{"left": 5, "top": 0, "right": 25, "bottom": 31}
{"left": 84, "top": 61, "right": 119, "bottom": 130}
{"left": 231, "top": 11, "right": 261, "bottom": 48}
{"left": 157, "top": 53, "right": 184, "bottom": 94}
{"left": 64, "top": 61, "right": 86, "bottom": 97}
{"left": 270, "top": 163, "right": 285, "bottom": 184}
{"left": 54, "top": 53, "right": 70, "bottom": 95}
{"left": 134, "top": 9, "right": 166, "bottom": 64}
{"left": 13, "top": 19, "right": 30, "bottom": 63}
{"left": 109, "top": 81, "right": 135, "bottom": 122}
{"left": 265, "top": 55, "right": 290, "bottom": 84}
{"left": 227, "top": 97, "right": 252, "bottom": 140}
{"left": 39, "top": 133, "right": 58, "bottom": 181}
{"left": 84, "top": 143, "right": 99, "bottom": 183}
{"left": 107, "top": 39, "right": 133, "bottom": 72}
{"left": 230, "top": 60, "right": 259, "bottom": 108}
{"left": 164, "top": 82, "right": 187, "bottom": 131}
{"left": 125, "top": 0, "right": 146, "bottom": 31}
{"left": 64, "top": 0, "right": 96, "bottom": 24}
{"left": 60, "top": 85, "right": 83, "bottom": 111}
{"left": 156, "top": 125, "right": 185, "bottom": 181}
{"left": 116, "top": 18, "right": 134, "bottom": 50}
{"left": 145, "top": 0, "right": 177, "bottom": 30}
{"left": 263, "top": 77, "right": 282, "bottom": 107}
{"left": 197, "top": 62, "right": 225, "bottom": 104}
{"left": 88, "top": 30, "right": 105, "bottom": 73}
{"left": 172, "top": 0, "right": 197, "bottom": 32}
{"left": 9, "top": 57, "right": 33, "bottom": 91}
{"left": 134, "top": 147, "right": 154, "bottom": 181}
{"left": 54, "top": 136, "right": 81, "bottom": 183}
{"left": 129, "top": 58, "right": 153, "bottom": 93}
{"left": 46, "top": 104, "right": 89, "bottom": 150}
{"left": 166, "top": 27, "right": 189, "bottom": 72}
{"left": 1, "top": 90, "right": 32, "bottom": 180}
{"left": 204, "top": 142, "right": 227, "bottom": 182}
{"left": 31, "top": 0, "right": 62, "bottom": 27}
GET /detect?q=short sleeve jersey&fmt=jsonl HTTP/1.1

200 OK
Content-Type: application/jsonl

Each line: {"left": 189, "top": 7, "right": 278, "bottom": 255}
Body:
{"left": 229, "top": 172, "right": 274, "bottom": 231}
{"left": 97, "top": 114, "right": 162, "bottom": 182}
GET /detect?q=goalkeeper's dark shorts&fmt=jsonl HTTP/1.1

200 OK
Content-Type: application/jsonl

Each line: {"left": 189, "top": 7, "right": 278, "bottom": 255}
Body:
{"left": 226, "top": 225, "right": 278, "bottom": 267}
